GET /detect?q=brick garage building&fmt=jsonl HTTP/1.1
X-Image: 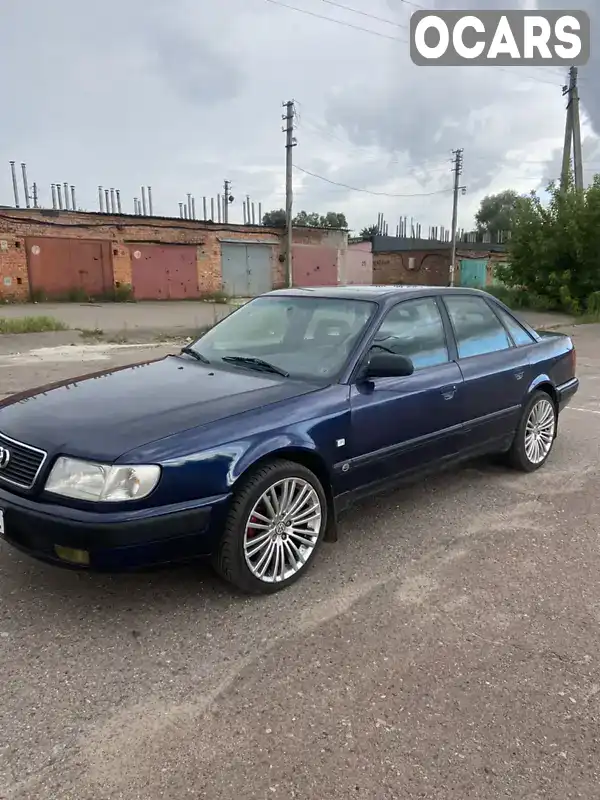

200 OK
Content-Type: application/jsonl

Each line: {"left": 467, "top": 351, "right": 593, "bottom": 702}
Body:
{"left": 370, "top": 235, "right": 507, "bottom": 287}
{"left": 0, "top": 208, "right": 350, "bottom": 302}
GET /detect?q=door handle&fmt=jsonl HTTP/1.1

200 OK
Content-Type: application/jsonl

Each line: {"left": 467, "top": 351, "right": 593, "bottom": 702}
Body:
{"left": 514, "top": 370, "right": 524, "bottom": 380}
{"left": 441, "top": 384, "right": 456, "bottom": 400}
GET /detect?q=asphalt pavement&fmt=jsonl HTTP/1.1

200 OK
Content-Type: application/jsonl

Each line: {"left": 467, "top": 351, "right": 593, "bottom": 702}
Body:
{"left": 1, "top": 324, "right": 600, "bottom": 799}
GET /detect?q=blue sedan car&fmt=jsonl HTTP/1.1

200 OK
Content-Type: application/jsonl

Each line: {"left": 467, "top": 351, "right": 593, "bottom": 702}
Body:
{"left": 0, "top": 286, "right": 578, "bottom": 593}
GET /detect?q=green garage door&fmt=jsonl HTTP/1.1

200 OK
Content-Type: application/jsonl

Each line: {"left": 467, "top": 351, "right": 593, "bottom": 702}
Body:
{"left": 459, "top": 258, "right": 488, "bottom": 288}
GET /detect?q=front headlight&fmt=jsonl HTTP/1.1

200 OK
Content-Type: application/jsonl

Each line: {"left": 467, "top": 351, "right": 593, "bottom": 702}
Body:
{"left": 45, "top": 457, "right": 161, "bottom": 502}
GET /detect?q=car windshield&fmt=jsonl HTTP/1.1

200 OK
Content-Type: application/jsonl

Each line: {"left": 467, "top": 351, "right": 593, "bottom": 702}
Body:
{"left": 188, "top": 295, "right": 377, "bottom": 381}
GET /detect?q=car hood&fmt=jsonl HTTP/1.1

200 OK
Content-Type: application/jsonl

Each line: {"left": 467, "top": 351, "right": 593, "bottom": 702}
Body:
{"left": 0, "top": 355, "right": 320, "bottom": 461}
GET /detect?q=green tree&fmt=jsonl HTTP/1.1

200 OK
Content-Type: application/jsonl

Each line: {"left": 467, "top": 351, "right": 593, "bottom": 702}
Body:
{"left": 360, "top": 224, "right": 379, "bottom": 239}
{"left": 475, "top": 189, "right": 520, "bottom": 237}
{"left": 262, "top": 209, "right": 286, "bottom": 227}
{"left": 262, "top": 208, "right": 348, "bottom": 229}
{"left": 496, "top": 175, "right": 600, "bottom": 315}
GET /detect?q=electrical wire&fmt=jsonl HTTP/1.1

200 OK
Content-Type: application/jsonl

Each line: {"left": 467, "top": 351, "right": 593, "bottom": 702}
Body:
{"left": 266, "top": 0, "right": 568, "bottom": 87}
{"left": 294, "top": 164, "right": 454, "bottom": 196}
{"left": 318, "top": 0, "right": 408, "bottom": 29}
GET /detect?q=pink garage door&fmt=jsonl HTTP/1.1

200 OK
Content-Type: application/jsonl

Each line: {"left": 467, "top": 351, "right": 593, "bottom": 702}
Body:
{"left": 292, "top": 244, "right": 338, "bottom": 286}
{"left": 129, "top": 244, "right": 199, "bottom": 300}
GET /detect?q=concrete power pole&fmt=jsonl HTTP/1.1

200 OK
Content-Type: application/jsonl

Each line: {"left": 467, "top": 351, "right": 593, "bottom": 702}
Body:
{"left": 449, "top": 148, "right": 465, "bottom": 287}
{"left": 283, "top": 100, "right": 296, "bottom": 288}
{"left": 561, "top": 67, "right": 584, "bottom": 190}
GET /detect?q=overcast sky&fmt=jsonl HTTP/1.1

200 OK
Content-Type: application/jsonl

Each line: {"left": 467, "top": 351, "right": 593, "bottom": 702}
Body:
{"left": 0, "top": 0, "right": 598, "bottom": 234}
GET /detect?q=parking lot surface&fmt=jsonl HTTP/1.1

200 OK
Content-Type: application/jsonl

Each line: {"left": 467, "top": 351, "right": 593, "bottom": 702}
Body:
{"left": 1, "top": 325, "right": 600, "bottom": 799}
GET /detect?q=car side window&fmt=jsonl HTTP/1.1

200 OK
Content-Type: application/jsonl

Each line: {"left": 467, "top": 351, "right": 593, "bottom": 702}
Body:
{"left": 373, "top": 297, "right": 449, "bottom": 370}
{"left": 444, "top": 295, "right": 511, "bottom": 358}
{"left": 492, "top": 305, "right": 536, "bottom": 346}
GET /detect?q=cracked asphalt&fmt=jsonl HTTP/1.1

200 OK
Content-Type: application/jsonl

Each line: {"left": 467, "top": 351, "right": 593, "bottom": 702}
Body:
{"left": 1, "top": 325, "right": 600, "bottom": 799}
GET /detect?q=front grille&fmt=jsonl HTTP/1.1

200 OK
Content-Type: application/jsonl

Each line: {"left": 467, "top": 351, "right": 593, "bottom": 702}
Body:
{"left": 0, "top": 433, "right": 47, "bottom": 490}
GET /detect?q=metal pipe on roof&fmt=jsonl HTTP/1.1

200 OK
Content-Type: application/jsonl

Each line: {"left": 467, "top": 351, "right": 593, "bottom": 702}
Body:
{"left": 21, "top": 163, "right": 30, "bottom": 208}
{"left": 258, "top": 202, "right": 262, "bottom": 225}
{"left": 62, "top": 182, "right": 69, "bottom": 210}
{"left": 10, "top": 162, "right": 20, "bottom": 207}
{"left": 179, "top": 202, "right": 184, "bottom": 218}
{"left": 141, "top": 187, "right": 147, "bottom": 216}
{"left": 147, "top": 186, "right": 153, "bottom": 216}
{"left": 51, "top": 184, "right": 57, "bottom": 210}
{"left": 217, "top": 194, "right": 222, "bottom": 223}
{"left": 116, "top": 190, "right": 122, "bottom": 214}
{"left": 210, "top": 197, "right": 215, "bottom": 221}
{"left": 32, "top": 182, "right": 39, "bottom": 208}
{"left": 71, "top": 186, "right": 76, "bottom": 211}
{"left": 191, "top": 196, "right": 196, "bottom": 220}
{"left": 56, "top": 184, "right": 64, "bottom": 210}
{"left": 98, "top": 186, "right": 104, "bottom": 212}
{"left": 243, "top": 203, "right": 247, "bottom": 225}
{"left": 104, "top": 189, "right": 110, "bottom": 213}
{"left": 202, "top": 197, "right": 207, "bottom": 221}
{"left": 251, "top": 202, "right": 256, "bottom": 225}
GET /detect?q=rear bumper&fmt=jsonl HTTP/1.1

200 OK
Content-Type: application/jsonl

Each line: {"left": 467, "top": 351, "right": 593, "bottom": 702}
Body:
{"left": 0, "top": 487, "right": 229, "bottom": 571}
{"left": 557, "top": 377, "right": 579, "bottom": 411}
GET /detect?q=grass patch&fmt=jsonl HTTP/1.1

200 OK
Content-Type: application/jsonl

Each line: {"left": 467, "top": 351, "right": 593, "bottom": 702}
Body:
{"left": 0, "top": 315, "right": 69, "bottom": 334}
{"left": 79, "top": 328, "right": 104, "bottom": 339}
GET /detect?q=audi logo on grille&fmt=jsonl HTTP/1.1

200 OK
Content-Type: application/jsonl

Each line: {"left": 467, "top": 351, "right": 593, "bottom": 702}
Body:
{"left": 0, "top": 447, "right": 11, "bottom": 469}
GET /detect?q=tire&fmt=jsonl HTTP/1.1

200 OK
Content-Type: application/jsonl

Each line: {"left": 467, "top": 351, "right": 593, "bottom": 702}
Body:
{"left": 506, "top": 390, "right": 557, "bottom": 472}
{"left": 212, "top": 459, "right": 328, "bottom": 594}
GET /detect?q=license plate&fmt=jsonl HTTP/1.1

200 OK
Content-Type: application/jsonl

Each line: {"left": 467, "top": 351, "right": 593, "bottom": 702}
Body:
{"left": 0, "top": 509, "right": 4, "bottom": 536}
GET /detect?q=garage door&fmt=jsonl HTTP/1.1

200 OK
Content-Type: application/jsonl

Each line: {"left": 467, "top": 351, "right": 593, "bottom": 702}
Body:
{"left": 221, "top": 243, "right": 273, "bottom": 297}
{"left": 129, "top": 244, "right": 199, "bottom": 300}
{"left": 26, "top": 237, "right": 114, "bottom": 299}
{"left": 459, "top": 258, "right": 488, "bottom": 288}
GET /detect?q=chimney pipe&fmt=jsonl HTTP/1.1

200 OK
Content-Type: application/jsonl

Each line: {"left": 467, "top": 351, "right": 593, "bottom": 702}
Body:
{"left": 10, "top": 162, "right": 20, "bottom": 207}
{"left": 202, "top": 197, "right": 207, "bottom": 221}
{"left": 251, "top": 202, "right": 256, "bottom": 225}
{"left": 217, "top": 194, "right": 222, "bottom": 223}
{"left": 62, "top": 182, "right": 69, "bottom": 210}
{"left": 98, "top": 186, "right": 104, "bottom": 212}
{"left": 258, "top": 202, "right": 262, "bottom": 226}
{"left": 51, "top": 184, "right": 57, "bottom": 210}
{"left": 116, "top": 189, "right": 122, "bottom": 214}
{"left": 133, "top": 198, "right": 139, "bottom": 215}
{"left": 141, "top": 186, "right": 147, "bottom": 216}
{"left": 110, "top": 188, "right": 116, "bottom": 214}
{"left": 179, "top": 202, "right": 184, "bottom": 218}
{"left": 70, "top": 186, "right": 76, "bottom": 211}
{"left": 147, "top": 186, "right": 153, "bottom": 216}
{"left": 187, "top": 193, "right": 192, "bottom": 220}
{"left": 56, "top": 184, "right": 64, "bottom": 210}
{"left": 184, "top": 205, "right": 189, "bottom": 220}
{"left": 191, "top": 196, "right": 196, "bottom": 220}
{"left": 243, "top": 203, "right": 247, "bottom": 225}
{"left": 104, "top": 189, "right": 110, "bottom": 213}
{"left": 210, "top": 197, "right": 215, "bottom": 220}
{"left": 32, "top": 182, "right": 39, "bottom": 208}
{"left": 21, "top": 163, "right": 30, "bottom": 208}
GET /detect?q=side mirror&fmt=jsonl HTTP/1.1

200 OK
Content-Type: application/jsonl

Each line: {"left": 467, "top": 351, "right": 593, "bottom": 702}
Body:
{"left": 364, "top": 351, "right": 414, "bottom": 379}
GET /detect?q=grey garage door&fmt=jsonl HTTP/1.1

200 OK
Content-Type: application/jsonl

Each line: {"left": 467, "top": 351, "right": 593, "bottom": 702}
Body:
{"left": 221, "top": 243, "right": 273, "bottom": 297}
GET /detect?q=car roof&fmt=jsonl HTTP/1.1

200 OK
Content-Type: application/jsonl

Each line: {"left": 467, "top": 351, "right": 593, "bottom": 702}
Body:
{"left": 264, "top": 285, "right": 494, "bottom": 304}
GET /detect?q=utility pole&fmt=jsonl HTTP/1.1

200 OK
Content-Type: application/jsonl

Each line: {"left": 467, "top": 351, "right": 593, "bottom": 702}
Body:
{"left": 283, "top": 100, "right": 296, "bottom": 288}
{"left": 561, "top": 67, "right": 584, "bottom": 190}
{"left": 223, "top": 179, "right": 232, "bottom": 223}
{"left": 449, "top": 148, "right": 465, "bottom": 287}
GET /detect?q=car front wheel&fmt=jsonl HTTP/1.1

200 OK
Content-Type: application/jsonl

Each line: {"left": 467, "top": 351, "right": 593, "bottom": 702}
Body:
{"left": 508, "top": 390, "right": 557, "bottom": 472}
{"left": 213, "top": 459, "right": 327, "bottom": 594}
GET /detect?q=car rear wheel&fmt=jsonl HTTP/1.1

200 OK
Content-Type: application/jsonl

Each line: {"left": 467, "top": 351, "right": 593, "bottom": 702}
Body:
{"left": 212, "top": 459, "right": 327, "bottom": 594}
{"left": 507, "top": 390, "right": 557, "bottom": 472}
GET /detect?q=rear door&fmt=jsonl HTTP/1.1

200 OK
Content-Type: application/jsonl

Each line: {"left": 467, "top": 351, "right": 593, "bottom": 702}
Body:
{"left": 441, "top": 294, "right": 530, "bottom": 450}
{"left": 346, "top": 296, "right": 464, "bottom": 492}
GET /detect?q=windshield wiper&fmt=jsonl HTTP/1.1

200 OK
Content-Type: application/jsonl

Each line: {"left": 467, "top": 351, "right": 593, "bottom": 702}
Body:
{"left": 222, "top": 356, "right": 289, "bottom": 377}
{"left": 180, "top": 346, "right": 210, "bottom": 364}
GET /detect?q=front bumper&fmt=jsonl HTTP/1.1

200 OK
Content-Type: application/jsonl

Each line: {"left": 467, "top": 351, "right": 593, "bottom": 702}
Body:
{"left": 0, "top": 487, "right": 229, "bottom": 571}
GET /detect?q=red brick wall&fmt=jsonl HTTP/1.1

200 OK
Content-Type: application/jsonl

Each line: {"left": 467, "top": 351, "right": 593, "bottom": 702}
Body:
{"left": 373, "top": 249, "right": 451, "bottom": 286}
{"left": 0, "top": 210, "right": 347, "bottom": 301}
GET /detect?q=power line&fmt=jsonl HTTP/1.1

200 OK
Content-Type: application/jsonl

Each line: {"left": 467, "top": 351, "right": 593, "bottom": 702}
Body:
{"left": 318, "top": 0, "right": 408, "bottom": 29}
{"left": 294, "top": 165, "right": 453, "bottom": 197}
{"left": 265, "top": 0, "right": 406, "bottom": 42}
{"left": 266, "top": 0, "right": 567, "bottom": 87}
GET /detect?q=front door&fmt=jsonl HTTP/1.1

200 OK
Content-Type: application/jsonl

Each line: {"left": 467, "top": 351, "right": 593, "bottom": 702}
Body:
{"left": 346, "top": 296, "right": 464, "bottom": 493}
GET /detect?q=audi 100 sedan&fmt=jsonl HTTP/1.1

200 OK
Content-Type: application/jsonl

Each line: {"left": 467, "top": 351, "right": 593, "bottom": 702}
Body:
{"left": 0, "top": 286, "right": 578, "bottom": 593}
